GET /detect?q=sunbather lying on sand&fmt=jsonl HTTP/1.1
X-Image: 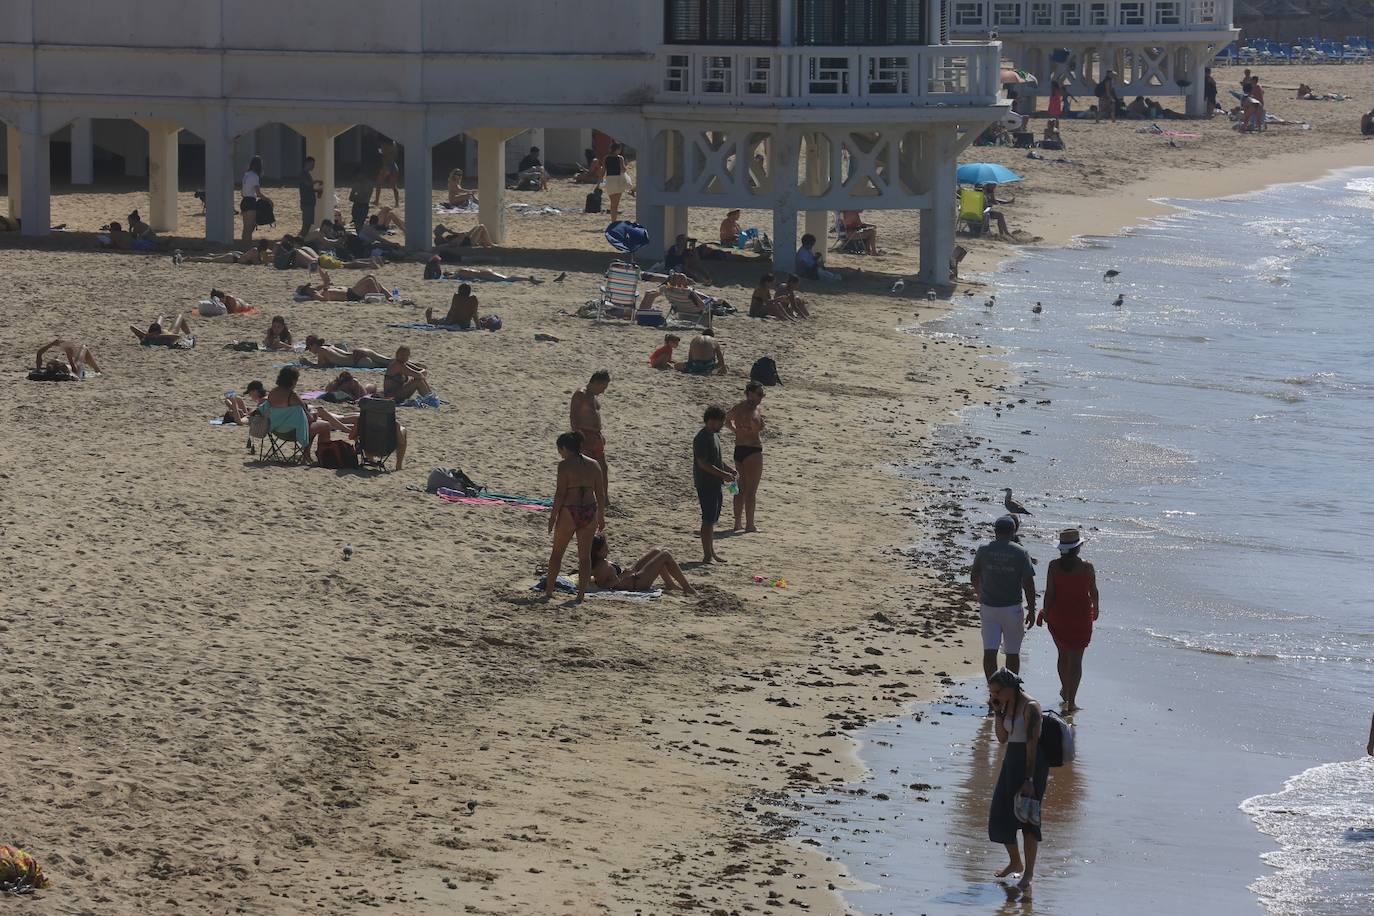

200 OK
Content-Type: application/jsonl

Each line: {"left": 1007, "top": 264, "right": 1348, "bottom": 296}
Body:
{"left": 303, "top": 336, "right": 392, "bottom": 369}
{"left": 131, "top": 314, "right": 194, "bottom": 346}
{"left": 434, "top": 223, "right": 494, "bottom": 250}
{"left": 36, "top": 338, "right": 102, "bottom": 376}
{"left": 590, "top": 534, "right": 695, "bottom": 594}
{"left": 296, "top": 267, "right": 392, "bottom": 302}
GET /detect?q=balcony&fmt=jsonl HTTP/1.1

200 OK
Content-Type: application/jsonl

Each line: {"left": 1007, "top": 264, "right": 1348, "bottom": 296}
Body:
{"left": 947, "top": 0, "right": 1234, "bottom": 34}
{"left": 657, "top": 43, "right": 1003, "bottom": 108}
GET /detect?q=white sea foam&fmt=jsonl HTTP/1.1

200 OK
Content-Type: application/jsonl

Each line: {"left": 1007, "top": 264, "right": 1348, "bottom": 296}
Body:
{"left": 1243, "top": 758, "right": 1374, "bottom": 915}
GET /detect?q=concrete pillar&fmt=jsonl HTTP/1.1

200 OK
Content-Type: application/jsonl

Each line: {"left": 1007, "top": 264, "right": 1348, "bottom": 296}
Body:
{"left": 802, "top": 132, "right": 830, "bottom": 250}
{"left": 5, "top": 127, "right": 20, "bottom": 219}
{"left": 402, "top": 125, "right": 433, "bottom": 252}
{"left": 770, "top": 130, "right": 801, "bottom": 274}
{"left": 473, "top": 128, "right": 521, "bottom": 245}
{"left": 665, "top": 206, "right": 689, "bottom": 246}
{"left": 70, "top": 117, "right": 94, "bottom": 185}
{"left": 139, "top": 119, "right": 182, "bottom": 233}
{"left": 632, "top": 127, "right": 666, "bottom": 260}
{"left": 918, "top": 130, "right": 956, "bottom": 287}
{"left": 260, "top": 125, "right": 285, "bottom": 179}
{"left": 1185, "top": 51, "right": 1208, "bottom": 118}
{"left": 202, "top": 115, "right": 236, "bottom": 245}
{"left": 293, "top": 123, "right": 352, "bottom": 226}
{"left": 18, "top": 129, "right": 51, "bottom": 236}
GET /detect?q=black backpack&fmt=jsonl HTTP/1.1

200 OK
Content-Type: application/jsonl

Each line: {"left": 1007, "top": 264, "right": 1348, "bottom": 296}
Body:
{"left": 317, "top": 440, "right": 358, "bottom": 469}
{"left": 584, "top": 187, "right": 603, "bottom": 214}
{"left": 255, "top": 197, "right": 276, "bottom": 227}
{"left": 750, "top": 357, "right": 782, "bottom": 387}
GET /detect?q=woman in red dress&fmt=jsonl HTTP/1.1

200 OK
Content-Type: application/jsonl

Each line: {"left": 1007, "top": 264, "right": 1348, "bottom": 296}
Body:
{"left": 1038, "top": 529, "right": 1099, "bottom": 712}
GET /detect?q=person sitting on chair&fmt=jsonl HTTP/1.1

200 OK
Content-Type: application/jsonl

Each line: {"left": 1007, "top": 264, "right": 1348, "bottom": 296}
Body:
{"left": 979, "top": 183, "right": 1014, "bottom": 238}
{"left": 426, "top": 283, "right": 479, "bottom": 328}
{"left": 131, "top": 314, "right": 194, "bottom": 346}
{"left": 841, "top": 210, "right": 878, "bottom": 255}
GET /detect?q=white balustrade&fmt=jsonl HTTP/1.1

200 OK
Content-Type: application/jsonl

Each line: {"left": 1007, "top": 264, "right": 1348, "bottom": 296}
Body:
{"left": 657, "top": 44, "right": 1003, "bottom": 107}
{"left": 948, "top": 0, "right": 1232, "bottom": 32}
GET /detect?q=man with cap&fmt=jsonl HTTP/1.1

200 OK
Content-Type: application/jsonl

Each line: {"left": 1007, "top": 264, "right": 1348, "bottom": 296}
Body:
{"left": 971, "top": 516, "right": 1038, "bottom": 685}
{"left": 517, "top": 146, "right": 547, "bottom": 190}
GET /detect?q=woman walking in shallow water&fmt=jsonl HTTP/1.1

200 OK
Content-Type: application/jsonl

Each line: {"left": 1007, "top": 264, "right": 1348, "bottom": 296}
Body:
{"left": 987, "top": 668, "right": 1048, "bottom": 897}
{"left": 1039, "top": 528, "right": 1099, "bottom": 711}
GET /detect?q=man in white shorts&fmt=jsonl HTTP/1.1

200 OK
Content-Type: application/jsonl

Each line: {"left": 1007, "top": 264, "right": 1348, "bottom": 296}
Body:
{"left": 971, "top": 515, "right": 1037, "bottom": 684}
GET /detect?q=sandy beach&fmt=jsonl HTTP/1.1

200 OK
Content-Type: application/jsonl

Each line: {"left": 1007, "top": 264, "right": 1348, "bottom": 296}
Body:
{"left": 2, "top": 61, "right": 1371, "bottom": 913}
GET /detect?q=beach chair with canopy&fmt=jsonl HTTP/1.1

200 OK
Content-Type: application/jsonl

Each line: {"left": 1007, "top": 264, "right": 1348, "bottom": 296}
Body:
{"left": 356, "top": 396, "right": 398, "bottom": 471}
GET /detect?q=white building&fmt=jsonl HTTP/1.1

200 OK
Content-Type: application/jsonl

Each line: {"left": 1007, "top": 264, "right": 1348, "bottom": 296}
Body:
{"left": 0, "top": 0, "right": 1008, "bottom": 281}
{"left": 949, "top": 0, "right": 1239, "bottom": 115}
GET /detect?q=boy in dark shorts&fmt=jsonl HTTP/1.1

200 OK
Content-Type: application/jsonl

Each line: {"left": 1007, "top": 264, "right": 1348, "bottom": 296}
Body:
{"left": 692, "top": 406, "right": 736, "bottom": 563}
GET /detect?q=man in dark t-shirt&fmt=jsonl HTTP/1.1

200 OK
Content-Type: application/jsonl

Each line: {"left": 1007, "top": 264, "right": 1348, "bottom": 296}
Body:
{"left": 971, "top": 515, "right": 1037, "bottom": 681}
{"left": 692, "top": 406, "right": 735, "bottom": 563}
{"left": 298, "top": 156, "right": 320, "bottom": 235}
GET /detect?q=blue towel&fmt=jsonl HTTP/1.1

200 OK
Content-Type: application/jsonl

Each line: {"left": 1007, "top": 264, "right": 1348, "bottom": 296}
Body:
{"left": 274, "top": 362, "right": 386, "bottom": 372}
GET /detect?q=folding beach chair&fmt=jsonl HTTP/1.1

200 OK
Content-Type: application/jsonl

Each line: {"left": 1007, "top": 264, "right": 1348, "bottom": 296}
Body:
{"left": 957, "top": 188, "right": 989, "bottom": 236}
{"left": 249, "top": 403, "right": 308, "bottom": 465}
{"left": 598, "top": 260, "right": 641, "bottom": 320}
{"left": 662, "top": 284, "right": 714, "bottom": 330}
{"left": 356, "top": 396, "right": 398, "bottom": 472}
{"left": 830, "top": 212, "right": 866, "bottom": 254}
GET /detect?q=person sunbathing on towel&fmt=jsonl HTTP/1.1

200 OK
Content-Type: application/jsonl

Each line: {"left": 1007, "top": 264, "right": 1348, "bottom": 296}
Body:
{"left": 426, "top": 283, "right": 479, "bottom": 328}
{"left": 297, "top": 266, "right": 392, "bottom": 302}
{"left": 681, "top": 330, "right": 727, "bottom": 376}
{"left": 131, "top": 314, "right": 194, "bottom": 346}
{"left": 303, "top": 335, "right": 392, "bottom": 369}
{"left": 36, "top": 338, "right": 103, "bottom": 376}
{"left": 434, "top": 223, "right": 494, "bottom": 251}
{"left": 589, "top": 533, "right": 695, "bottom": 594}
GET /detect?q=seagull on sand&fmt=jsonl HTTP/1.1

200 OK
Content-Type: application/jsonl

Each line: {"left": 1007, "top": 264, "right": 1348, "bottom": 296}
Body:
{"left": 890, "top": 279, "right": 906, "bottom": 294}
{"left": 1112, "top": 293, "right": 1125, "bottom": 307}
{"left": 1003, "top": 488, "right": 1032, "bottom": 516}
{"left": 1032, "top": 302, "right": 1043, "bottom": 314}
{"left": 1103, "top": 269, "right": 1120, "bottom": 282}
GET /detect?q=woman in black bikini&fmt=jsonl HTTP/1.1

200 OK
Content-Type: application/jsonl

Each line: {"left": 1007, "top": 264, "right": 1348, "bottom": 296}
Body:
{"left": 726, "top": 380, "right": 766, "bottom": 532}
{"left": 589, "top": 534, "right": 695, "bottom": 594}
{"left": 545, "top": 431, "right": 607, "bottom": 602}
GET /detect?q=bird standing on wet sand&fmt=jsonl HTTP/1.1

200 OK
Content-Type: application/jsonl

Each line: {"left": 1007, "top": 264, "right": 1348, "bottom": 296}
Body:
{"left": 1112, "top": 294, "right": 1124, "bottom": 307}
{"left": 1032, "top": 302, "right": 1043, "bottom": 314}
{"left": 1103, "top": 269, "right": 1120, "bottom": 281}
{"left": 1003, "top": 488, "right": 1032, "bottom": 516}
{"left": 984, "top": 295, "right": 997, "bottom": 308}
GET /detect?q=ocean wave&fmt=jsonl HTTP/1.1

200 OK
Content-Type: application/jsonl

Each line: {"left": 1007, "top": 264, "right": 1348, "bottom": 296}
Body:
{"left": 1144, "top": 629, "right": 1370, "bottom": 664}
{"left": 1243, "top": 758, "right": 1374, "bottom": 915}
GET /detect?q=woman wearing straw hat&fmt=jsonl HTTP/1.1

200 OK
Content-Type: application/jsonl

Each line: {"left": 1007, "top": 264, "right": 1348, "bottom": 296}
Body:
{"left": 1039, "top": 529, "right": 1099, "bottom": 712}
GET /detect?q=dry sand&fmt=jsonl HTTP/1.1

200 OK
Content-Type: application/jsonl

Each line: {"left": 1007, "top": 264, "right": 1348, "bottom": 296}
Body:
{"left": 0, "top": 61, "right": 1369, "bottom": 914}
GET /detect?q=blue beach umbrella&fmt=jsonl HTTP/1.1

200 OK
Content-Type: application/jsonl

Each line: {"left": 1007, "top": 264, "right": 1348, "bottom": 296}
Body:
{"left": 605, "top": 220, "right": 650, "bottom": 254}
{"left": 956, "top": 163, "right": 1025, "bottom": 186}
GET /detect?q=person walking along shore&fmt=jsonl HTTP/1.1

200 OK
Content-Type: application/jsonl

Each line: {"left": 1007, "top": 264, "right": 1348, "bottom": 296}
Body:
{"left": 972, "top": 516, "right": 1037, "bottom": 684}
{"left": 987, "top": 668, "right": 1049, "bottom": 898}
{"left": 1039, "top": 528, "right": 1100, "bottom": 712}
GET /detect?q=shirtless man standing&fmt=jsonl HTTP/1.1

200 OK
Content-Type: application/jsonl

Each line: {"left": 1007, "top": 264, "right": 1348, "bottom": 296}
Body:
{"left": 36, "top": 338, "right": 102, "bottom": 377}
{"left": 570, "top": 370, "right": 611, "bottom": 500}
{"left": 726, "top": 380, "right": 766, "bottom": 532}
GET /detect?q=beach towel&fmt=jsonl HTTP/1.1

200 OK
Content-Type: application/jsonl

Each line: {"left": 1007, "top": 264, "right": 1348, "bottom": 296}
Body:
{"left": 533, "top": 575, "right": 578, "bottom": 593}
{"left": 386, "top": 322, "right": 471, "bottom": 332}
{"left": 438, "top": 489, "right": 546, "bottom": 511}
{"left": 526, "top": 576, "right": 661, "bottom": 601}
{"left": 0, "top": 844, "right": 51, "bottom": 892}
{"left": 479, "top": 489, "right": 554, "bottom": 508}
{"left": 436, "top": 201, "right": 479, "bottom": 214}
{"left": 274, "top": 362, "right": 386, "bottom": 372}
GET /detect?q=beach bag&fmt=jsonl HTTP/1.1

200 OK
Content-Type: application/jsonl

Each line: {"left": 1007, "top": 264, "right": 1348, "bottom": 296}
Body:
{"left": 317, "top": 439, "right": 357, "bottom": 469}
{"left": 750, "top": 357, "right": 782, "bottom": 387}
{"left": 0, "top": 844, "right": 51, "bottom": 892}
{"left": 584, "top": 187, "right": 603, "bottom": 214}
{"left": 255, "top": 196, "right": 276, "bottom": 226}
{"left": 198, "top": 297, "right": 227, "bottom": 317}
{"left": 426, "top": 466, "right": 481, "bottom": 495}
{"left": 1041, "top": 709, "right": 1076, "bottom": 767}
{"left": 318, "top": 254, "right": 343, "bottom": 269}
{"left": 477, "top": 314, "right": 502, "bottom": 332}
{"left": 247, "top": 405, "right": 271, "bottom": 439}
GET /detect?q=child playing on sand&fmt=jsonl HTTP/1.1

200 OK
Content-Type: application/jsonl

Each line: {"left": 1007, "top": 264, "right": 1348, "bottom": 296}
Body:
{"left": 649, "top": 334, "right": 681, "bottom": 370}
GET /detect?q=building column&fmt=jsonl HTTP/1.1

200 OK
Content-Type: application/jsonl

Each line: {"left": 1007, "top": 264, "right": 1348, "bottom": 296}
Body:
{"left": 802, "top": 132, "right": 830, "bottom": 251}
{"left": 70, "top": 118, "right": 94, "bottom": 185}
{"left": 401, "top": 123, "right": 433, "bottom": 252}
{"left": 918, "top": 129, "right": 956, "bottom": 287}
{"left": 202, "top": 114, "right": 236, "bottom": 244}
{"left": 18, "top": 129, "right": 51, "bottom": 236}
{"left": 473, "top": 128, "right": 522, "bottom": 246}
{"left": 632, "top": 126, "right": 666, "bottom": 260}
{"left": 292, "top": 123, "right": 352, "bottom": 225}
{"left": 770, "top": 129, "right": 801, "bottom": 274}
{"left": 138, "top": 119, "right": 182, "bottom": 233}
{"left": 1185, "top": 48, "right": 1209, "bottom": 118}
{"left": 664, "top": 206, "right": 689, "bottom": 245}
{"left": 5, "top": 127, "right": 21, "bottom": 219}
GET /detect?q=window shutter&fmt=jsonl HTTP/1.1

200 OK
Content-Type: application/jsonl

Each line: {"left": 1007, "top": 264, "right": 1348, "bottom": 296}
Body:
{"left": 667, "top": 0, "right": 702, "bottom": 43}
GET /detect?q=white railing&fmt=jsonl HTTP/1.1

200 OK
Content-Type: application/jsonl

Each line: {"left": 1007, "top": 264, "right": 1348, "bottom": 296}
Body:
{"left": 658, "top": 44, "right": 1003, "bottom": 107}
{"left": 948, "top": 0, "right": 1233, "bottom": 33}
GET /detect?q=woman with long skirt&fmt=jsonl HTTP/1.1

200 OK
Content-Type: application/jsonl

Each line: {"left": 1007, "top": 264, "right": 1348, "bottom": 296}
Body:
{"left": 987, "top": 668, "right": 1049, "bottom": 898}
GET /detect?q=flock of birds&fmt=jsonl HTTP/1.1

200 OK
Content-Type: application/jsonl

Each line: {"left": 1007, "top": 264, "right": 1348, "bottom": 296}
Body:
{"left": 975, "top": 268, "right": 1125, "bottom": 314}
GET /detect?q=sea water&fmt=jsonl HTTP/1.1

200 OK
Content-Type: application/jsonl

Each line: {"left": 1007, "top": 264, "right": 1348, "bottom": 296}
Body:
{"left": 803, "top": 169, "right": 1374, "bottom": 915}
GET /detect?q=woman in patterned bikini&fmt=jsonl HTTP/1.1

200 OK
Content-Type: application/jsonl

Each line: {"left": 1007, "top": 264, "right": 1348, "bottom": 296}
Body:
{"left": 545, "top": 431, "right": 607, "bottom": 602}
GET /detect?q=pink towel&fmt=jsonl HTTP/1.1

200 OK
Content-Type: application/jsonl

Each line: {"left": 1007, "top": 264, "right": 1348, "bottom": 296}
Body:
{"left": 438, "top": 493, "right": 547, "bottom": 512}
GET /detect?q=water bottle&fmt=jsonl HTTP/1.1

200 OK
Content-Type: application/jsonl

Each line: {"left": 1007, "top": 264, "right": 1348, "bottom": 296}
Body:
{"left": 391, "top": 286, "right": 400, "bottom": 301}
